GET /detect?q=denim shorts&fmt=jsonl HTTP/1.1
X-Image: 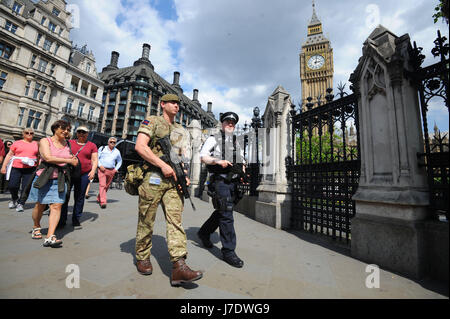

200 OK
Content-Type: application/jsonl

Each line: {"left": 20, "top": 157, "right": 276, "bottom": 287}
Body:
{"left": 28, "top": 175, "right": 67, "bottom": 204}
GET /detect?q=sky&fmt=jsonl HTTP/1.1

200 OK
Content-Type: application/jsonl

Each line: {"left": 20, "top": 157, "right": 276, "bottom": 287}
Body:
{"left": 68, "top": 0, "right": 449, "bottom": 133}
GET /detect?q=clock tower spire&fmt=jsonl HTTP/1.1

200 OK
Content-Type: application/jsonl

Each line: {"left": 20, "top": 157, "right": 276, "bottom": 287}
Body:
{"left": 299, "top": 1, "right": 334, "bottom": 111}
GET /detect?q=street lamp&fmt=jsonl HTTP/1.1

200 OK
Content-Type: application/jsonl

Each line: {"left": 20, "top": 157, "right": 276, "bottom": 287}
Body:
{"left": 251, "top": 106, "right": 262, "bottom": 165}
{"left": 286, "top": 103, "right": 297, "bottom": 181}
{"left": 243, "top": 121, "right": 248, "bottom": 160}
{"left": 249, "top": 107, "right": 263, "bottom": 196}
{"left": 325, "top": 87, "right": 334, "bottom": 102}
{"left": 306, "top": 96, "right": 314, "bottom": 111}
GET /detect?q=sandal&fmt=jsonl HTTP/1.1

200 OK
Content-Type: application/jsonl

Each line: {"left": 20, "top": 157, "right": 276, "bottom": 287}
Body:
{"left": 43, "top": 235, "right": 62, "bottom": 248}
{"left": 31, "top": 227, "right": 42, "bottom": 239}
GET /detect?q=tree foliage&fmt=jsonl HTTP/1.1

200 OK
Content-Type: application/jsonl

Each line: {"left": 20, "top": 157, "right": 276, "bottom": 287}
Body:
{"left": 433, "top": 0, "right": 449, "bottom": 24}
{"left": 295, "top": 131, "right": 356, "bottom": 164}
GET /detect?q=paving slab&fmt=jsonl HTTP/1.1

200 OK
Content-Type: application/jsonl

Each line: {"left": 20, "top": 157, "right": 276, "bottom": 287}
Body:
{"left": 0, "top": 184, "right": 448, "bottom": 299}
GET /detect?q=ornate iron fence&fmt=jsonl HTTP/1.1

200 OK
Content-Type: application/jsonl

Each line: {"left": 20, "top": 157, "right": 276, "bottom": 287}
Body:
{"left": 287, "top": 90, "right": 360, "bottom": 243}
{"left": 236, "top": 107, "right": 263, "bottom": 196}
{"left": 410, "top": 30, "right": 449, "bottom": 221}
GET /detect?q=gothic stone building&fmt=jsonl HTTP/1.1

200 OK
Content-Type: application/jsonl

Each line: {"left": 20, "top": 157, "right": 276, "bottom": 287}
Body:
{"left": 60, "top": 44, "right": 104, "bottom": 135}
{"left": 98, "top": 43, "right": 217, "bottom": 142}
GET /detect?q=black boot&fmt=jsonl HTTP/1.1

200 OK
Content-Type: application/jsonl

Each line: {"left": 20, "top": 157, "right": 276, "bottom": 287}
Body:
{"left": 197, "top": 230, "right": 213, "bottom": 248}
{"left": 223, "top": 253, "right": 244, "bottom": 268}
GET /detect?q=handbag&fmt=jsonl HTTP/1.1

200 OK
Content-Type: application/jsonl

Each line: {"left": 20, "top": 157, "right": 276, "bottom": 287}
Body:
{"left": 67, "top": 141, "right": 86, "bottom": 180}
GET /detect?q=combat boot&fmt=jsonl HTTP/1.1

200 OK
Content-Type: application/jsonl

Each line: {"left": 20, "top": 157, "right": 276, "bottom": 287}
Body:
{"left": 136, "top": 259, "right": 153, "bottom": 275}
{"left": 170, "top": 258, "right": 203, "bottom": 286}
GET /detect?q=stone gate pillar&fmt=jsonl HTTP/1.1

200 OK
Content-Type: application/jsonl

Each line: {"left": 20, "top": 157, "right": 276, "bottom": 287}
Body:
{"left": 349, "top": 26, "right": 429, "bottom": 278}
{"left": 186, "top": 119, "right": 202, "bottom": 195}
{"left": 254, "top": 86, "right": 292, "bottom": 229}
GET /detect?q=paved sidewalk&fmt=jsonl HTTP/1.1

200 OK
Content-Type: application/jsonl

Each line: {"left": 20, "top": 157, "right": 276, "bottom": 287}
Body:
{"left": 0, "top": 184, "right": 448, "bottom": 299}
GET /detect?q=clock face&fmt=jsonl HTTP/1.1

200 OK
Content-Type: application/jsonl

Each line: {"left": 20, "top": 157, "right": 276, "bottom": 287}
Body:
{"left": 307, "top": 54, "right": 325, "bottom": 70}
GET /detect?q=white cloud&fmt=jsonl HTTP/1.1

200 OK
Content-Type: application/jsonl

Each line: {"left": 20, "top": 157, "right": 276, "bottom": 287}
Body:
{"left": 71, "top": 0, "right": 176, "bottom": 78}
{"left": 69, "top": 0, "right": 448, "bottom": 131}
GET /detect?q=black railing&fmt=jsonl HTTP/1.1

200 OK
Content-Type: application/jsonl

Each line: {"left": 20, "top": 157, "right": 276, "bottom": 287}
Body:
{"left": 410, "top": 30, "right": 449, "bottom": 221}
{"left": 236, "top": 107, "right": 263, "bottom": 196}
{"left": 288, "top": 91, "right": 360, "bottom": 243}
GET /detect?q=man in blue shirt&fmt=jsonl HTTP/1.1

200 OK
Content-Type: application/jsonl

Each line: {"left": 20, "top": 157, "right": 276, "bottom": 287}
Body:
{"left": 97, "top": 137, "right": 122, "bottom": 208}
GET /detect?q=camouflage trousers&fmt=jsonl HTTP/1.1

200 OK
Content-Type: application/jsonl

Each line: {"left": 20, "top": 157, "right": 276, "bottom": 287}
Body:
{"left": 135, "top": 171, "right": 187, "bottom": 263}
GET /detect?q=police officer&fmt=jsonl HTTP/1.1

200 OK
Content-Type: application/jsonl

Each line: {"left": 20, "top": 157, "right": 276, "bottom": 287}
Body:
{"left": 134, "top": 93, "right": 203, "bottom": 286}
{"left": 197, "top": 111, "right": 245, "bottom": 268}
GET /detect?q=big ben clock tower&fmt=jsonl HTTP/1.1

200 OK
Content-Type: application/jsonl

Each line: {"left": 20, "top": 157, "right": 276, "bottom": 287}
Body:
{"left": 300, "top": 1, "right": 334, "bottom": 111}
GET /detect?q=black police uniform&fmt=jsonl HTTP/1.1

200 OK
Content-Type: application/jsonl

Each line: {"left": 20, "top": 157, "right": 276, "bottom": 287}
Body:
{"left": 197, "top": 112, "right": 245, "bottom": 268}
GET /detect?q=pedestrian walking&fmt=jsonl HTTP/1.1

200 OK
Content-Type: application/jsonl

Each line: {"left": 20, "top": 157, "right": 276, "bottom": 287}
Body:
{"left": 27, "top": 120, "right": 78, "bottom": 248}
{"left": 0, "top": 140, "right": 13, "bottom": 194}
{"left": 197, "top": 111, "right": 246, "bottom": 268}
{"left": 0, "top": 138, "right": 5, "bottom": 165}
{"left": 85, "top": 177, "right": 93, "bottom": 199}
{"left": 134, "top": 93, "right": 203, "bottom": 286}
{"left": 0, "top": 140, "right": 12, "bottom": 193}
{"left": 59, "top": 126, "right": 98, "bottom": 229}
{"left": 0, "top": 128, "right": 39, "bottom": 212}
{"left": 97, "top": 136, "right": 122, "bottom": 208}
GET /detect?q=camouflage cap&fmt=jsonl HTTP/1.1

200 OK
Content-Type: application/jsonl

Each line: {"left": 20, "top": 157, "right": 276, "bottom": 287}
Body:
{"left": 161, "top": 94, "right": 180, "bottom": 102}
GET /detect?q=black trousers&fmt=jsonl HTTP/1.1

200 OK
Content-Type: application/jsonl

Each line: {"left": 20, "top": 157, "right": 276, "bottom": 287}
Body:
{"left": 60, "top": 172, "right": 90, "bottom": 223}
{"left": 8, "top": 167, "right": 35, "bottom": 205}
{"left": 0, "top": 173, "right": 8, "bottom": 192}
{"left": 199, "top": 179, "right": 237, "bottom": 256}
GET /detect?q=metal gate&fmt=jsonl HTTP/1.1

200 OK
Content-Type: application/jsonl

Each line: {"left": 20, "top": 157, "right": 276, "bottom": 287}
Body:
{"left": 287, "top": 91, "right": 360, "bottom": 243}
{"left": 410, "top": 30, "right": 449, "bottom": 221}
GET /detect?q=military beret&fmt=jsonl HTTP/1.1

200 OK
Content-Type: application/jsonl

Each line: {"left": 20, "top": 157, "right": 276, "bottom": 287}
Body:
{"left": 220, "top": 112, "right": 239, "bottom": 124}
{"left": 161, "top": 94, "right": 180, "bottom": 102}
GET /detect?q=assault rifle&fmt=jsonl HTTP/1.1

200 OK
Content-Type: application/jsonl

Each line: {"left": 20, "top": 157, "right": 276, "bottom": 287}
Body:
{"left": 157, "top": 135, "right": 196, "bottom": 211}
{"left": 206, "top": 162, "right": 250, "bottom": 184}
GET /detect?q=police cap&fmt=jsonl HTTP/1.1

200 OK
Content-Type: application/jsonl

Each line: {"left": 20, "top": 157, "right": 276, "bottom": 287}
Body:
{"left": 220, "top": 112, "right": 239, "bottom": 124}
{"left": 161, "top": 94, "right": 180, "bottom": 103}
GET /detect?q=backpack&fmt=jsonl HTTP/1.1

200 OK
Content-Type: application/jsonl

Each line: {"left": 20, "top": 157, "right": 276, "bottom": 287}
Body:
{"left": 124, "top": 163, "right": 147, "bottom": 196}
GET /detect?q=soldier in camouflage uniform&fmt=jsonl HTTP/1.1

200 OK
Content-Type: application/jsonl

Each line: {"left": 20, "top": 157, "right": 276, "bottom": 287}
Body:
{"left": 134, "top": 94, "right": 203, "bottom": 286}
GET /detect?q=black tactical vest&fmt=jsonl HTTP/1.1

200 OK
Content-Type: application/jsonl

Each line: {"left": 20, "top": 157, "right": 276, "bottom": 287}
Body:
{"left": 206, "top": 130, "right": 238, "bottom": 175}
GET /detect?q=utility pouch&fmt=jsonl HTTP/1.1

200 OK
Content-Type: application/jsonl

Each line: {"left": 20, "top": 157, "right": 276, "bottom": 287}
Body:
{"left": 208, "top": 184, "right": 221, "bottom": 209}
{"left": 224, "top": 198, "right": 234, "bottom": 212}
{"left": 211, "top": 195, "right": 221, "bottom": 210}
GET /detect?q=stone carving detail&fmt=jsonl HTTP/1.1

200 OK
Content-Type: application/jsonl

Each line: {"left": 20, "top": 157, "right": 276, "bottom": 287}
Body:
{"left": 265, "top": 109, "right": 275, "bottom": 128}
{"left": 366, "top": 58, "right": 386, "bottom": 100}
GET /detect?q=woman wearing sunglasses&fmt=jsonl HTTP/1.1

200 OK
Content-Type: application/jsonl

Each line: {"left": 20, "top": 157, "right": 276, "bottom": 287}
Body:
{"left": 0, "top": 128, "right": 39, "bottom": 212}
{"left": 27, "top": 120, "right": 78, "bottom": 247}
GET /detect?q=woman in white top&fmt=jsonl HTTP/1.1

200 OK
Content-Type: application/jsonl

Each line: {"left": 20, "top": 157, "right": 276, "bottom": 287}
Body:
{"left": 0, "top": 128, "right": 39, "bottom": 212}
